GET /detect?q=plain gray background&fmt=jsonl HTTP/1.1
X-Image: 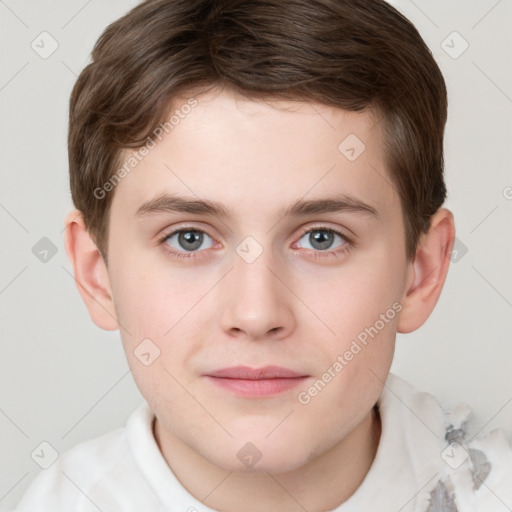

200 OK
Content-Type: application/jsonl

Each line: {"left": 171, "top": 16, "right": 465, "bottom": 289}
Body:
{"left": 1, "top": 0, "right": 511, "bottom": 509}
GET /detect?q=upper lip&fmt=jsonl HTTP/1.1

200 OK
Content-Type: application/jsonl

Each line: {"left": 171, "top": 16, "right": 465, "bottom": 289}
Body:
{"left": 205, "top": 365, "right": 307, "bottom": 380}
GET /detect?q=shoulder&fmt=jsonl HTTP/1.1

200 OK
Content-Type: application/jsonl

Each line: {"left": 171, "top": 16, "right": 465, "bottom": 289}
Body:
{"left": 13, "top": 428, "right": 125, "bottom": 512}
{"left": 433, "top": 404, "right": 512, "bottom": 511}
{"left": 13, "top": 402, "right": 159, "bottom": 512}
{"left": 385, "top": 374, "right": 512, "bottom": 511}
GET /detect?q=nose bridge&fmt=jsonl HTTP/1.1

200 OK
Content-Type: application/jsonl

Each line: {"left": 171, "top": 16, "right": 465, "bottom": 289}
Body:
{"left": 234, "top": 250, "right": 278, "bottom": 300}
{"left": 219, "top": 242, "right": 295, "bottom": 340}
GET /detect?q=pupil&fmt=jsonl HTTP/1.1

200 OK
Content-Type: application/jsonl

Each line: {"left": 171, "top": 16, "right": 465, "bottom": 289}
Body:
{"left": 179, "top": 231, "right": 203, "bottom": 251}
{"left": 310, "top": 230, "right": 333, "bottom": 250}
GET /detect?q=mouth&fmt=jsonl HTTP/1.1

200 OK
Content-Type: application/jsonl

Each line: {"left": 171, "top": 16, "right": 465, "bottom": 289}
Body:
{"left": 203, "top": 365, "right": 310, "bottom": 398}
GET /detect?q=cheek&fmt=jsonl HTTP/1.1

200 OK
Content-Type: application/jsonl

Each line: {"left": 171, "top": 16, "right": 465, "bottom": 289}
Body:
{"left": 110, "top": 257, "right": 214, "bottom": 381}
{"left": 295, "top": 296, "right": 397, "bottom": 434}
{"left": 110, "top": 266, "right": 205, "bottom": 410}
{"left": 294, "top": 246, "right": 404, "bottom": 397}
{"left": 111, "top": 253, "right": 204, "bottom": 337}
{"left": 303, "top": 256, "right": 405, "bottom": 342}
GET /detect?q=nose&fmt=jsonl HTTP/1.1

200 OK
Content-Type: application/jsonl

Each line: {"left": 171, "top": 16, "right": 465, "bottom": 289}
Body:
{"left": 219, "top": 251, "right": 296, "bottom": 341}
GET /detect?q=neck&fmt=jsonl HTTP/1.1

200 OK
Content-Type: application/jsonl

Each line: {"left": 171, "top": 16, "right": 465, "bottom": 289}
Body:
{"left": 154, "top": 404, "right": 381, "bottom": 512}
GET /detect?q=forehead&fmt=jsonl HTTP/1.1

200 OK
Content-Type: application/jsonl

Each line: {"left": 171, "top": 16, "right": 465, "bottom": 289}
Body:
{"left": 111, "top": 88, "right": 399, "bottom": 223}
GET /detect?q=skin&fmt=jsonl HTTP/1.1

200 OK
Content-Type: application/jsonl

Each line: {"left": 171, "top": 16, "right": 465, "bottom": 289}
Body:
{"left": 65, "top": 87, "right": 455, "bottom": 511}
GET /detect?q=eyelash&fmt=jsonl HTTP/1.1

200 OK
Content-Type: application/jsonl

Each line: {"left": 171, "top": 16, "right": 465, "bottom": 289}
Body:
{"left": 158, "top": 226, "right": 354, "bottom": 260}
{"left": 291, "top": 226, "right": 353, "bottom": 260}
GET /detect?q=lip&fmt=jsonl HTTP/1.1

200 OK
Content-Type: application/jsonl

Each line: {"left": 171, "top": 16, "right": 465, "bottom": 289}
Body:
{"left": 204, "top": 365, "right": 310, "bottom": 398}
{"left": 207, "top": 365, "right": 305, "bottom": 379}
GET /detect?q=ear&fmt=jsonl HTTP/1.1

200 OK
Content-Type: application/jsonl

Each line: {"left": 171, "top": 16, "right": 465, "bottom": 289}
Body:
{"left": 397, "top": 208, "right": 455, "bottom": 333}
{"left": 64, "top": 210, "right": 119, "bottom": 330}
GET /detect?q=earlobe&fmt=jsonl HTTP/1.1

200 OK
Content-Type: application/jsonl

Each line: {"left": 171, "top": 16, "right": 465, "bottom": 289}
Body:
{"left": 64, "top": 210, "right": 119, "bottom": 331}
{"left": 397, "top": 208, "right": 455, "bottom": 334}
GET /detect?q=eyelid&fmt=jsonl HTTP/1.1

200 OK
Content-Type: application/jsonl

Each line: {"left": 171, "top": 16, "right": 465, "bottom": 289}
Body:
{"left": 291, "top": 226, "right": 354, "bottom": 261}
{"left": 158, "top": 226, "right": 220, "bottom": 260}
{"left": 157, "top": 223, "right": 354, "bottom": 260}
{"left": 294, "top": 224, "right": 353, "bottom": 244}
{"left": 158, "top": 224, "right": 351, "bottom": 244}
{"left": 158, "top": 222, "right": 217, "bottom": 243}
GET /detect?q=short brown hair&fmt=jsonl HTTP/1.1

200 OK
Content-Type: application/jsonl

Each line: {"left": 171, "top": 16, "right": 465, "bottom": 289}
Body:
{"left": 68, "top": 0, "right": 447, "bottom": 260}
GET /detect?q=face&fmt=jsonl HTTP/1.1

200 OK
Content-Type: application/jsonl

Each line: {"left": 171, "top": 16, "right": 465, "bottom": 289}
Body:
{"left": 106, "top": 88, "right": 412, "bottom": 473}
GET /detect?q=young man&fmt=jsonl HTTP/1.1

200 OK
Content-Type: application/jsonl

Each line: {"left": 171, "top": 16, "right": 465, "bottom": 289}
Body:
{"left": 13, "top": 0, "right": 512, "bottom": 510}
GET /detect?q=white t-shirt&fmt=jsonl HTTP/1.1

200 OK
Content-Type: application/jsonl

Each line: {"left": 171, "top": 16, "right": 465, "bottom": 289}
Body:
{"left": 12, "top": 373, "right": 512, "bottom": 511}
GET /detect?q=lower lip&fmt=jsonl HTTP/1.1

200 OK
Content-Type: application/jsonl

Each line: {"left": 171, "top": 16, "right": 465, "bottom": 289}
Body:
{"left": 206, "top": 376, "right": 309, "bottom": 397}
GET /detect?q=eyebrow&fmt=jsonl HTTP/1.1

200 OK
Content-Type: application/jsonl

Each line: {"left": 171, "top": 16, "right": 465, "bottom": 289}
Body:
{"left": 135, "top": 193, "right": 379, "bottom": 219}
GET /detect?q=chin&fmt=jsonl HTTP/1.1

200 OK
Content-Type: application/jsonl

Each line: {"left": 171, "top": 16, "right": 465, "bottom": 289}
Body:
{"left": 203, "top": 434, "right": 316, "bottom": 474}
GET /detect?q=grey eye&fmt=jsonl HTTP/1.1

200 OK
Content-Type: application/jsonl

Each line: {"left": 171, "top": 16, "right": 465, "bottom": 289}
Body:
{"left": 298, "top": 229, "right": 346, "bottom": 251}
{"left": 165, "top": 230, "right": 214, "bottom": 252}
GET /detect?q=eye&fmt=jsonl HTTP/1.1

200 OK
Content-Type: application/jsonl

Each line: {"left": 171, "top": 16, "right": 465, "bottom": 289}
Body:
{"left": 295, "top": 228, "right": 348, "bottom": 252}
{"left": 162, "top": 229, "right": 215, "bottom": 254}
